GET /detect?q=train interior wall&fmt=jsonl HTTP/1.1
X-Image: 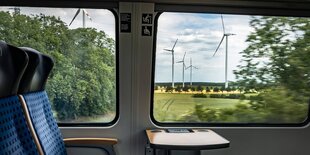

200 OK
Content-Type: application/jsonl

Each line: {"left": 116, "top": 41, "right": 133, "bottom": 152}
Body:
{"left": 1, "top": 1, "right": 310, "bottom": 155}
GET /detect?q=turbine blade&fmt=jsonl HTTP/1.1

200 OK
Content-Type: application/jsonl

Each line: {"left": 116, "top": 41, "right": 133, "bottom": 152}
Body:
{"left": 164, "top": 49, "right": 172, "bottom": 51}
{"left": 176, "top": 61, "right": 183, "bottom": 63}
{"left": 83, "top": 9, "right": 92, "bottom": 21}
{"left": 69, "top": 9, "right": 81, "bottom": 26}
{"left": 172, "top": 39, "right": 178, "bottom": 50}
{"left": 213, "top": 35, "right": 225, "bottom": 57}
{"left": 221, "top": 14, "right": 225, "bottom": 34}
{"left": 193, "top": 66, "right": 198, "bottom": 69}
{"left": 183, "top": 52, "right": 186, "bottom": 61}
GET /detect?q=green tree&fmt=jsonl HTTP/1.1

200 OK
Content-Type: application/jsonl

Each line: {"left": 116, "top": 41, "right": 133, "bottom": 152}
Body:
{"left": 232, "top": 16, "right": 310, "bottom": 123}
{"left": 205, "top": 87, "right": 211, "bottom": 92}
{"left": 183, "top": 85, "right": 190, "bottom": 92}
{"left": 165, "top": 86, "right": 173, "bottom": 92}
{"left": 220, "top": 86, "right": 225, "bottom": 92}
{"left": 0, "top": 11, "right": 116, "bottom": 120}
{"left": 234, "top": 16, "right": 310, "bottom": 94}
{"left": 175, "top": 86, "right": 182, "bottom": 93}
{"left": 213, "top": 87, "right": 219, "bottom": 92}
{"left": 226, "top": 87, "right": 232, "bottom": 92}
{"left": 197, "top": 85, "right": 204, "bottom": 92}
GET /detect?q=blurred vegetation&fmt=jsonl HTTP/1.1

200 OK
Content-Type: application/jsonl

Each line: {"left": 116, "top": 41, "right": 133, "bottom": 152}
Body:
{"left": 0, "top": 11, "right": 115, "bottom": 121}
{"left": 156, "top": 16, "right": 310, "bottom": 124}
{"left": 178, "top": 88, "right": 308, "bottom": 123}
{"left": 180, "top": 16, "right": 310, "bottom": 123}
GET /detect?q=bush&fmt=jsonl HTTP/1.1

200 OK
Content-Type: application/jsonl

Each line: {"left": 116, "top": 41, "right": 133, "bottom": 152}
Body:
{"left": 197, "top": 85, "right": 204, "bottom": 92}
{"left": 165, "top": 86, "right": 173, "bottom": 92}
{"left": 228, "top": 94, "right": 246, "bottom": 99}
{"left": 213, "top": 87, "right": 220, "bottom": 92}
{"left": 183, "top": 85, "right": 190, "bottom": 92}
{"left": 206, "top": 87, "right": 211, "bottom": 92}
{"left": 175, "top": 86, "right": 182, "bottom": 92}
{"left": 192, "top": 93, "right": 207, "bottom": 98}
{"left": 209, "top": 94, "right": 246, "bottom": 99}
{"left": 209, "top": 94, "right": 222, "bottom": 98}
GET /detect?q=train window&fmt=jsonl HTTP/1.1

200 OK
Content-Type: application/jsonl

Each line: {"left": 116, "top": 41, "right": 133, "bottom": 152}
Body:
{"left": 0, "top": 7, "right": 118, "bottom": 125}
{"left": 152, "top": 12, "right": 310, "bottom": 126}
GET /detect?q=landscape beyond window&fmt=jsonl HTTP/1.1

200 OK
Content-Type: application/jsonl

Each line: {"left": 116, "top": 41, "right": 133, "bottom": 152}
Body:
{"left": 0, "top": 7, "right": 116, "bottom": 124}
{"left": 153, "top": 12, "right": 309, "bottom": 124}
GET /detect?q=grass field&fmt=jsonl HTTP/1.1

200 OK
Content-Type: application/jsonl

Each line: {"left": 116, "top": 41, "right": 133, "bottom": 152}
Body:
{"left": 154, "top": 93, "right": 249, "bottom": 122}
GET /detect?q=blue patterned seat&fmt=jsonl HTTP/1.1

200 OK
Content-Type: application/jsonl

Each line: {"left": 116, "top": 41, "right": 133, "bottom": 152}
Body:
{"left": 23, "top": 91, "right": 67, "bottom": 155}
{"left": 18, "top": 47, "right": 67, "bottom": 155}
{"left": 0, "top": 96, "right": 39, "bottom": 155}
{"left": 0, "top": 41, "right": 39, "bottom": 155}
{"left": 19, "top": 47, "right": 116, "bottom": 155}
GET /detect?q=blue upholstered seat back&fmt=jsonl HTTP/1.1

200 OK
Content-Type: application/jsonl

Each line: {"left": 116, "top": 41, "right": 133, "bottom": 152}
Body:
{"left": 23, "top": 91, "right": 67, "bottom": 155}
{"left": 0, "top": 96, "right": 39, "bottom": 155}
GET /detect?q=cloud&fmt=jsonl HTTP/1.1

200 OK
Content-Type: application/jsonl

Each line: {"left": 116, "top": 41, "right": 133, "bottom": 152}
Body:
{"left": 155, "top": 12, "right": 253, "bottom": 83}
{"left": 0, "top": 7, "right": 115, "bottom": 39}
{"left": 0, "top": 7, "right": 255, "bottom": 84}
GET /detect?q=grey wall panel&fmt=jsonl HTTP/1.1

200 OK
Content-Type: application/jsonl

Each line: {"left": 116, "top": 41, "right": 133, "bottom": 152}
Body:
{"left": 39, "top": 2, "right": 310, "bottom": 155}
{"left": 66, "top": 147, "right": 109, "bottom": 155}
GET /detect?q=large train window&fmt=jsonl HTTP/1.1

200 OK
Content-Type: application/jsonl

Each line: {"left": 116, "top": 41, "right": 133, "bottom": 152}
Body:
{"left": 152, "top": 12, "right": 310, "bottom": 126}
{"left": 0, "top": 7, "right": 118, "bottom": 126}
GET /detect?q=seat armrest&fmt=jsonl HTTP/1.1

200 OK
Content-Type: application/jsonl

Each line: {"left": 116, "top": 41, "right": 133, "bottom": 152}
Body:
{"left": 64, "top": 138, "right": 118, "bottom": 155}
{"left": 64, "top": 138, "right": 118, "bottom": 146}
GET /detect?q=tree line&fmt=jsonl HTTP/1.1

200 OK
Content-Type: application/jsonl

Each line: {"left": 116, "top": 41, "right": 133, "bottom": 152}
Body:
{"left": 0, "top": 11, "right": 116, "bottom": 121}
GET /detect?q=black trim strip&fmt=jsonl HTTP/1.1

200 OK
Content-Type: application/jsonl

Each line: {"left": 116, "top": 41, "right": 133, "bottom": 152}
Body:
{"left": 155, "top": 4, "right": 310, "bottom": 17}
{"left": 0, "top": 0, "right": 118, "bottom": 9}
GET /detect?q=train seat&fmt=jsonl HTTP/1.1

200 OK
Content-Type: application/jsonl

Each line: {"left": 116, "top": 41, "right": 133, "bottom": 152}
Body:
{"left": 0, "top": 41, "right": 40, "bottom": 155}
{"left": 18, "top": 47, "right": 117, "bottom": 155}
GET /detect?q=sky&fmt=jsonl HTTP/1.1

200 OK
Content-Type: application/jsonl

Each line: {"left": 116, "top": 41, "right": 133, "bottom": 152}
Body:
{"left": 0, "top": 7, "right": 254, "bottom": 83}
{"left": 0, "top": 7, "right": 116, "bottom": 39}
{"left": 155, "top": 13, "right": 254, "bottom": 83}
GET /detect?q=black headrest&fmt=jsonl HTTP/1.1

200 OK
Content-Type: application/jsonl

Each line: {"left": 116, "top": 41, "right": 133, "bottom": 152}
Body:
{"left": 0, "top": 41, "right": 29, "bottom": 98}
{"left": 18, "top": 47, "right": 54, "bottom": 93}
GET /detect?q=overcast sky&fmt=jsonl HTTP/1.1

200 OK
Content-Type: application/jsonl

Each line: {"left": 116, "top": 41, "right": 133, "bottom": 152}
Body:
{"left": 0, "top": 7, "right": 254, "bottom": 83}
{"left": 0, "top": 7, "right": 115, "bottom": 39}
{"left": 155, "top": 13, "right": 253, "bottom": 83}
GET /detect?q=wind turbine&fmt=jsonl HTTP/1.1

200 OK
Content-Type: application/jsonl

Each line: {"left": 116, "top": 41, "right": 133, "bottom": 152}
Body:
{"left": 212, "top": 15, "right": 236, "bottom": 88}
{"left": 186, "top": 58, "right": 198, "bottom": 86}
{"left": 8, "top": 7, "right": 20, "bottom": 14}
{"left": 177, "top": 52, "right": 187, "bottom": 88}
{"left": 164, "top": 39, "right": 178, "bottom": 88}
{"left": 69, "top": 8, "right": 92, "bottom": 28}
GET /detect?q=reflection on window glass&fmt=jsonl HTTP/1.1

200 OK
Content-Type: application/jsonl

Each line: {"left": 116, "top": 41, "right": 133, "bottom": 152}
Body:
{"left": 154, "top": 12, "right": 309, "bottom": 124}
{"left": 0, "top": 7, "right": 116, "bottom": 123}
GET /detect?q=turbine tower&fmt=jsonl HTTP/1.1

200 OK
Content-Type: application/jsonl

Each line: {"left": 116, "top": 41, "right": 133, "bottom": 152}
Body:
{"left": 69, "top": 9, "right": 92, "bottom": 28}
{"left": 186, "top": 58, "right": 198, "bottom": 86}
{"left": 213, "top": 15, "right": 236, "bottom": 88}
{"left": 164, "top": 39, "right": 178, "bottom": 88}
{"left": 177, "top": 52, "right": 187, "bottom": 88}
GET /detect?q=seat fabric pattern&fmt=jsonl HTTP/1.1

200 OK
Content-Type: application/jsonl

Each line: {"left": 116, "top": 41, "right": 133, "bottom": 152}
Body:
{"left": 0, "top": 96, "right": 38, "bottom": 155}
{"left": 23, "top": 91, "right": 67, "bottom": 155}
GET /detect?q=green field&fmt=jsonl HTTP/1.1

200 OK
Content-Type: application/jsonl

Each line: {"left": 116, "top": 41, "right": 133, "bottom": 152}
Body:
{"left": 154, "top": 93, "right": 249, "bottom": 122}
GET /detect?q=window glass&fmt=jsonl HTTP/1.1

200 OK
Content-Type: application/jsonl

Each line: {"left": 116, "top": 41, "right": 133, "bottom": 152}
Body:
{"left": 153, "top": 12, "right": 309, "bottom": 124}
{"left": 0, "top": 7, "right": 117, "bottom": 124}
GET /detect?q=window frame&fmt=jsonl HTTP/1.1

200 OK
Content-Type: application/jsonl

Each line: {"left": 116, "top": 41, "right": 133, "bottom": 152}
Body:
{"left": 58, "top": 8, "right": 120, "bottom": 127}
{"left": 0, "top": 5, "right": 120, "bottom": 127}
{"left": 150, "top": 11, "right": 310, "bottom": 127}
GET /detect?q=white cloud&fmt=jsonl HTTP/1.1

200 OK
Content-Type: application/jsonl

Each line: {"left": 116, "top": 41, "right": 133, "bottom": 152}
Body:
{"left": 155, "top": 12, "right": 253, "bottom": 83}
{"left": 0, "top": 7, "right": 115, "bottom": 39}
{"left": 0, "top": 7, "right": 254, "bottom": 84}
